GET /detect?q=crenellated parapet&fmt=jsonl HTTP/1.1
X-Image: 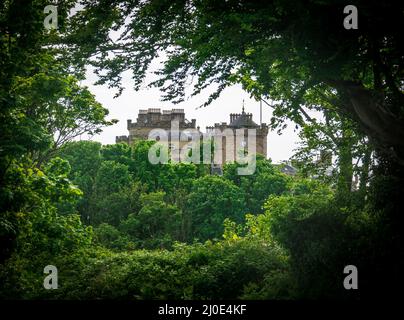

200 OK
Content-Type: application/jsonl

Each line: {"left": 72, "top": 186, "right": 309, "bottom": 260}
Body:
{"left": 127, "top": 108, "right": 196, "bottom": 130}
{"left": 116, "top": 105, "right": 269, "bottom": 159}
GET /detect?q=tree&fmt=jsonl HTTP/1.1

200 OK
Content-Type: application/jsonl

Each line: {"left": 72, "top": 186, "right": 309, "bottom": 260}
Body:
{"left": 131, "top": 140, "right": 167, "bottom": 191}
{"left": 261, "top": 179, "right": 384, "bottom": 299}
{"left": 101, "top": 143, "right": 135, "bottom": 172}
{"left": 89, "top": 160, "right": 134, "bottom": 225}
{"left": 158, "top": 162, "right": 199, "bottom": 204}
{"left": 66, "top": 1, "right": 404, "bottom": 165}
{"left": 58, "top": 141, "right": 102, "bottom": 189}
{"left": 289, "top": 91, "right": 373, "bottom": 196}
{"left": 131, "top": 139, "right": 199, "bottom": 196}
{"left": 0, "top": 154, "right": 91, "bottom": 264}
{"left": 94, "top": 223, "right": 132, "bottom": 250}
{"left": 185, "top": 175, "right": 245, "bottom": 241}
{"left": 57, "top": 141, "right": 102, "bottom": 219}
{"left": 64, "top": 4, "right": 404, "bottom": 296}
{"left": 0, "top": 0, "right": 74, "bottom": 166}
{"left": 12, "top": 72, "right": 117, "bottom": 165}
{"left": 91, "top": 182, "right": 144, "bottom": 227}
{"left": 224, "top": 155, "right": 289, "bottom": 213}
{"left": 0, "top": 0, "right": 109, "bottom": 260}
{"left": 120, "top": 192, "right": 182, "bottom": 248}
{"left": 93, "top": 160, "right": 132, "bottom": 195}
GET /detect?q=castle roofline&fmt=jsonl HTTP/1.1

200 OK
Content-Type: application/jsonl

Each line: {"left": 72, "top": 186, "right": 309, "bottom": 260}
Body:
{"left": 228, "top": 112, "right": 259, "bottom": 128}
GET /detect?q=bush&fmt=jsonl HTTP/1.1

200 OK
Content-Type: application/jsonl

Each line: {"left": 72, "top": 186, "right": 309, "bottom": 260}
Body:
{"left": 0, "top": 238, "right": 294, "bottom": 300}
{"left": 94, "top": 223, "right": 134, "bottom": 250}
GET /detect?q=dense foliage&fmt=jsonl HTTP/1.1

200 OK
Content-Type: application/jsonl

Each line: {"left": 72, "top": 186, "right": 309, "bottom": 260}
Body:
{"left": 1, "top": 0, "right": 403, "bottom": 300}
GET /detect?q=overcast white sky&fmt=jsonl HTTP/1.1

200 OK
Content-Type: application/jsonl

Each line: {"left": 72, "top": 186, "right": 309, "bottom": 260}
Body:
{"left": 82, "top": 62, "right": 302, "bottom": 163}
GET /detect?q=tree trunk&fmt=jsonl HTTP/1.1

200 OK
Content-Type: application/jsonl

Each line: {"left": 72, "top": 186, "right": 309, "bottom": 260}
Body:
{"left": 337, "top": 133, "right": 353, "bottom": 194}
{"left": 329, "top": 80, "right": 404, "bottom": 166}
{"left": 359, "top": 146, "right": 372, "bottom": 197}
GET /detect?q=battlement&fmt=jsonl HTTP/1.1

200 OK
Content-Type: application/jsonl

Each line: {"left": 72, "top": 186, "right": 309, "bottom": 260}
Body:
{"left": 126, "top": 108, "right": 195, "bottom": 131}
{"left": 148, "top": 108, "right": 161, "bottom": 113}
{"left": 116, "top": 105, "right": 268, "bottom": 159}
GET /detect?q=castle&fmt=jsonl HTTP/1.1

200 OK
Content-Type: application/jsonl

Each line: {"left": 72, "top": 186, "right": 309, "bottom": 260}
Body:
{"left": 116, "top": 108, "right": 197, "bottom": 150}
{"left": 116, "top": 106, "right": 269, "bottom": 166}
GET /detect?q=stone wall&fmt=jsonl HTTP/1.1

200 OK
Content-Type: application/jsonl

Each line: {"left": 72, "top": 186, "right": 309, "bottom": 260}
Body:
{"left": 116, "top": 108, "right": 269, "bottom": 164}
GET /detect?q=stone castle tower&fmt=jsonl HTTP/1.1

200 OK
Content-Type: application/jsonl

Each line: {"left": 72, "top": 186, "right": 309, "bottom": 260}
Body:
{"left": 116, "top": 108, "right": 196, "bottom": 145}
{"left": 116, "top": 105, "right": 268, "bottom": 163}
{"left": 205, "top": 105, "right": 268, "bottom": 163}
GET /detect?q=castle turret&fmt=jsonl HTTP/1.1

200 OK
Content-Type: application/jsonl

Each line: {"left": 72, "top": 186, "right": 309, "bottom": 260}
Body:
{"left": 116, "top": 108, "right": 197, "bottom": 144}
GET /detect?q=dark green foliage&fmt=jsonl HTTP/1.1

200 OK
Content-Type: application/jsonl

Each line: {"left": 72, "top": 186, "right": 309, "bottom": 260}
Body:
{"left": 120, "top": 192, "right": 182, "bottom": 249}
{"left": 0, "top": 161, "right": 92, "bottom": 299}
{"left": 1, "top": 0, "right": 403, "bottom": 302}
{"left": 101, "top": 143, "right": 135, "bottom": 172}
{"left": 66, "top": 1, "right": 404, "bottom": 164}
{"left": 94, "top": 223, "right": 133, "bottom": 250}
{"left": 90, "top": 182, "right": 143, "bottom": 227}
{"left": 185, "top": 176, "right": 245, "bottom": 241}
{"left": 224, "top": 155, "right": 289, "bottom": 213}
{"left": 58, "top": 141, "right": 102, "bottom": 183}
{"left": 1, "top": 240, "right": 292, "bottom": 300}
{"left": 259, "top": 175, "right": 402, "bottom": 299}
